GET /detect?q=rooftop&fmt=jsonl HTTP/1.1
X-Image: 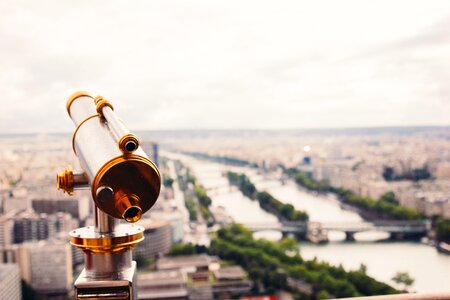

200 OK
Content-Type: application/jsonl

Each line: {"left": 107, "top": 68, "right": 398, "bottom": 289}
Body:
{"left": 137, "top": 270, "right": 188, "bottom": 300}
{"left": 213, "top": 266, "right": 246, "bottom": 281}
{"left": 137, "top": 218, "right": 171, "bottom": 230}
{"left": 138, "top": 270, "right": 186, "bottom": 286}
{"left": 157, "top": 254, "right": 219, "bottom": 270}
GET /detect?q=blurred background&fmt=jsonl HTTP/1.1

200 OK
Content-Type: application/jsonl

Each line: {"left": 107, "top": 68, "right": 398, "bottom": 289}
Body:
{"left": 0, "top": 1, "right": 449, "bottom": 299}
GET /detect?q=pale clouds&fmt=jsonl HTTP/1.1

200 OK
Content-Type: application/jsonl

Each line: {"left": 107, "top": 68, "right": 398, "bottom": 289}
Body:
{"left": 0, "top": 0, "right": 449, "bottom": 132}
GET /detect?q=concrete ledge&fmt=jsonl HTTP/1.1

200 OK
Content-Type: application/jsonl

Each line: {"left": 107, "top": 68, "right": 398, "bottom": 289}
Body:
{"left": 335, "top": 293, "right": 450, "bottom": 300}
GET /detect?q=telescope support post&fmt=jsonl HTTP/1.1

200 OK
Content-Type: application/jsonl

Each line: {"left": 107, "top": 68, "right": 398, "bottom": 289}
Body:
{"left": 72, "top": 197, "right": 141, "bottom": 300}
{"left": 58, "top": 92, "right": 160, "bottom": 300}
{"left": 95, "top": 206, "right": 117, "bottom": 234}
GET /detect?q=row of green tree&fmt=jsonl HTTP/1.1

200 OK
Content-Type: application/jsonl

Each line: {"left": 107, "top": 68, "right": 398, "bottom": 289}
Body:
{"left": 173, "top": 160, "right": 214, "bottom": 224}
{"left": 334, "top": 189, "right": 423, "bottom": 221}
{"left": 285, "top": 168, "right": 423, "bottom": 221}
{"left": 227, "top": 171, "right": 308, "bottom": 221}
{"left": 185, "top": 195, "right": 198, "bottom": 221}
{"left": 194, "top": 184, "right": 215, "bottom": 226}
{"left": 170, "top": 224, "right": 398, "bottom": 299}
{"left": 286, "top": 167, "right": 450, "bottom": 241}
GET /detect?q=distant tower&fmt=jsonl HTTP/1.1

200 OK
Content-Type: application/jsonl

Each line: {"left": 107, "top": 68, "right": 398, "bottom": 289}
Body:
{"left": 152, "top": 143, "right": 159, "bottom": 166}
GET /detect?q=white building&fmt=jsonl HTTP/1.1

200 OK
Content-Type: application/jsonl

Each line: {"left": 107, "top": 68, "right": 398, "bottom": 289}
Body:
{"left": 0, "top": 263, "right": 22, "bottom": 300}
{"left": 134, "top": 218, "right": 172, "bottom": 260}
{"left": 435, "top": 162, "right": 450, "bottom": 179}
{"left": 151, "top": 210, "right": 184, "bottom": 243}
{"left": 0, "top": 210, "right": 16, "bottom": 247}
{"left": 17, "top": 241, "right": 73, "bottom": 296}
{"left": 412, "top": 191, "right": 450, "bottom": 217}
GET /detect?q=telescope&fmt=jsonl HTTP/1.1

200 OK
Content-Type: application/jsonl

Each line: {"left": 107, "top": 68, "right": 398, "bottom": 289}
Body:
{"left": 57, "top": 91, "right": 161, "bottom": 300}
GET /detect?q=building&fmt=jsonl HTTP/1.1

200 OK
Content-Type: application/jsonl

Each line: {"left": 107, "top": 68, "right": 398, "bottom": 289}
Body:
{"left": 412, "top": 192, "right": 450, "bottom": 217}
{"left": 359, "top": 180, "right": 412, "bottom": 201}
{"left": 152, "top": 143, "right": 159, "bottom": 167}
{"left": 12, "top": 211, "right": 77, "bottom": 244}
{"left": 2, "top": 193, "right": 30, "bottom": 213}
{"left": 435, "top": 161, "right": 450, "bottom": 179}
{"left": 0, "top": 210, "right": 17, "bottom": 247}
{"left": 17, "top": 241, "right": 73, "bottom": 297}
{"left": 0, "top": 263, "right": 22, "bottom": 300}
{"left": 394, "top": 180, "right": 450, "bottom": 218}
{"left": 151, "top": 210, "right": 184, "bottom": 243}
{"left": 156, "top": 254, "right": 219, "bottom": 273}
{"left": 212, "top": 266, "right": 252, "bottom": 295}
{"left": 155, "top": 255, "right": 251, "bottom": 300}
{"left": 141, "top": 142, "right": 159, "bottom": 167}
{"left": 71, "top": 245, "right": 84, "bottom": 267}
{"left": 0, "top": 244, "right": 18, "bottom": 264}
{"left": 137, "top": 270, "right": 188, "bottom": 300}
{"left": 134, "top": 219, "right": 172, "bottom": 260}
{"left": 31, "top": 189, "right": 90, "bottom": 220}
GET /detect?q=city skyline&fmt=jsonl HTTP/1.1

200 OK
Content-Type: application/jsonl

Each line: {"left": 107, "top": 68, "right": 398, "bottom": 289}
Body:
{"left": 1, "top": 131, "right": 450, "bottom": 297}
{"left": 1, "top": 1, "right": 450, "bottom": 133}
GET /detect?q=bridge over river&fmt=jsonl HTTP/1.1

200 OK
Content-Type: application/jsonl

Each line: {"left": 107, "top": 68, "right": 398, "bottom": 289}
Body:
{"left": 245, "top": 220, "right": 430, "bottom": 242}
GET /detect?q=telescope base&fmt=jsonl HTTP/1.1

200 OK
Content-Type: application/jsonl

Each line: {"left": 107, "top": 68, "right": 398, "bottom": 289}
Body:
{"left": 74, "top": 260, "right": 137, "bottom": 300}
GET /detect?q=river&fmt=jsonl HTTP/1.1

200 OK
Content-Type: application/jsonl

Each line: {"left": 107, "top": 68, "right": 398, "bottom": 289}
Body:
{"left": 164, "top": 152, "right": 450, "bottom": 293}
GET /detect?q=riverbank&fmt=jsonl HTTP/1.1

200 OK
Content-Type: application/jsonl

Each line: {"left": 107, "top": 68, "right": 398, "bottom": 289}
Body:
{"left": 285, "top": 168, "right": 423, "bottom": 221}
{"left": 227, "top": 171, "right": 309, "bottom": 222}
{"left": 165, "top": 152, "right": 450, "bottom": 293}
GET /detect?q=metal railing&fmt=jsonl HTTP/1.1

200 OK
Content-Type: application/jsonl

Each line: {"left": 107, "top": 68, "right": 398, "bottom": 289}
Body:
{"left": 337, "top": 293, "right": 450, "bottom": 300}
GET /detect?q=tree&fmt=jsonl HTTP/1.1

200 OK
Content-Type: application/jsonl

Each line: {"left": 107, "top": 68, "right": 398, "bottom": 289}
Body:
{"left": 436, "top": 218, "right": 450, "bottom": 242}
{"left": 392, "top": 272, "right": 414, "bottom": 291}
{"left": 169, "top": 243, "right": 209, "bottom": 257}
{"left": 163, "top": 175, "right": 174, "bottom": 188}
{"left": 379, "top": 192, "right": 398, "bottom": 205}
{"left": 358, "top": 263, "right": 367, "bottom": 274}
{"left": 316, "top": 290, "right": 331, "bottom": 300}
{"left": 211, "top": 224, "right": 397, "bottom": 298}
{"left": 135, "top": 255, "right": 154, "bottom": 269}
{"left": 279, "top": 237, "right": 299, "bottom": 255}
{"left": 230, "top": 174, "right": 308, "bottom": 221}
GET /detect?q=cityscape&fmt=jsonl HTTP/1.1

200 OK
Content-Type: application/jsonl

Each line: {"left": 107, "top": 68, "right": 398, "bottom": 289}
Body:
{"left": 0, "top": 127, "right": 449, "bottom": 299}
{"left": 2, "top": 1, "right": 450, "bottom": 299}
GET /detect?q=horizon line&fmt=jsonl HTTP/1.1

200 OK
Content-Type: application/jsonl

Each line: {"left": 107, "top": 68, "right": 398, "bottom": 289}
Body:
{"left": 0, "top": 124, "right": 449, "bottom": 136}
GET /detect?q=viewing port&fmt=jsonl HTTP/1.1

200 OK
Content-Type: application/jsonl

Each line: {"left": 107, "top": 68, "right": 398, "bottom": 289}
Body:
{"left": 123, "top": 206, "right": 142, "bottom": 223}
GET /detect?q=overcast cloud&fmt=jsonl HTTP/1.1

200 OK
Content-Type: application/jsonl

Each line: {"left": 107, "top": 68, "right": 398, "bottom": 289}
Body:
{"left": 1, "top": 0, "right": 450, "bottom": 133}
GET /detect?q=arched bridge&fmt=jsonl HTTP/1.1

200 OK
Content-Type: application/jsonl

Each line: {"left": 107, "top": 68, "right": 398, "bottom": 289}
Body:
{"left": 245, "top": 220, "right": 429, "bottom": 241}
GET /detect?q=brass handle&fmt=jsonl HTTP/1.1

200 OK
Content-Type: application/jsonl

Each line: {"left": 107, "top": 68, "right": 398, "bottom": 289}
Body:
{"left": 57, "top": 167, "right": 89, "bottom": 195}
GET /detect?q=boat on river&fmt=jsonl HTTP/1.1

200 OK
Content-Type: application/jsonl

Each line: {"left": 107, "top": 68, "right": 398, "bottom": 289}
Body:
{"left": 437, "top": 242, "right": 450, "bottom": 255}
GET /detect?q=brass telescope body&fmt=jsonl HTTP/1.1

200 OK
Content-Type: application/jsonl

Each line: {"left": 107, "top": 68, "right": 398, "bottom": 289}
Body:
{"left": 58, "top": 91, "right": 161, "bottom": 222}
{"left": 57, "top": 91, "right": 161, "bottom": 300}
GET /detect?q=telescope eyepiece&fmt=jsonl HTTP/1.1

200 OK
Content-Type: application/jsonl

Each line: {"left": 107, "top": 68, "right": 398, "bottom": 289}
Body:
{"left": 114, "top": 191, "right": 143, "bottom": 222}
{"left": 123, "top": 206, "right": 142, "bottom": 223}
{"left": 125, "top": 140, "right": 138, "bottom": 152}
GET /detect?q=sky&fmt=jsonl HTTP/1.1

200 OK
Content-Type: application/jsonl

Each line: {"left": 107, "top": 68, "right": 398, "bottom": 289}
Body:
{"left": 1, "top": 0, "right": 450, "bottom": 133}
